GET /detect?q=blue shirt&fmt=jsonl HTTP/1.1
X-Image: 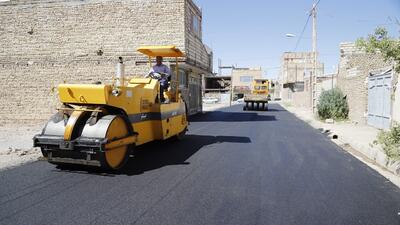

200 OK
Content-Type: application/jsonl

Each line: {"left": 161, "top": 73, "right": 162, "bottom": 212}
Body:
{"left": 149, "top": 64, "right": 171, "bottom": 76}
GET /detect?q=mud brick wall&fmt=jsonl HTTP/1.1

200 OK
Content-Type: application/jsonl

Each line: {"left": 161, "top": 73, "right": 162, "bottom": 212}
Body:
{"left": 337, "top": 42, "right": 392, "bottom": 124}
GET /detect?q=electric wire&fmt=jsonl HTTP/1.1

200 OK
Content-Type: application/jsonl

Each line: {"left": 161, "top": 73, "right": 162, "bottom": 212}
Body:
{"left": 293, "top": 0, "right": 321, "bottom": 51}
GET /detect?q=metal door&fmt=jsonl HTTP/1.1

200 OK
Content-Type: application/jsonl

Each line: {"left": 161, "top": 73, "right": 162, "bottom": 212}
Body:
{"left": 368, "top": 70, "right": 392, "bottom": 130}
{"left": 189, "top": 75, "right": 201, "bottom": 115}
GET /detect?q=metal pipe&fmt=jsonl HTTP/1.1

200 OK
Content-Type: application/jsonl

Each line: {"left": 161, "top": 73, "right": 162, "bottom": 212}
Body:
{"left": 116, "top": 57, "right": 125, "bottom": 87}
{"left": 176, "top": 57, "right": 179, "bottom": 101}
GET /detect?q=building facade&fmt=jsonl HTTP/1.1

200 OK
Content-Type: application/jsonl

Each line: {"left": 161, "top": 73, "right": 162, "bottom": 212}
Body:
{"left": 231, "top": 67, "right": 262, "bottom": 97}
{"left": 279, "top": 52, "right": 324, "bottom": 107}
{"left": 0, "top": 0, "right": 212, "bottom": 125}
{"left": 337, "top": 42, "right": 393, "bottom": 125}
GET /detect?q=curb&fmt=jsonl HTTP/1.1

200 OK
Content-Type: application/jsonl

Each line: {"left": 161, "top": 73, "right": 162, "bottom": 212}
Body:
{"left": 279, "top": 103, "right": 400, "bottom": 188}
{"left": 337, "top": 133, "right": 400, "bottom": 176}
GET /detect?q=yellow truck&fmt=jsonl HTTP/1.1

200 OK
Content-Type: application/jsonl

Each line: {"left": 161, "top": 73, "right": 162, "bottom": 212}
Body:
{"left": 243, "top": 79, "right": 269, "bottom": 111}
{"left": 33, "top": 46, "right": 188, "bottom": 170}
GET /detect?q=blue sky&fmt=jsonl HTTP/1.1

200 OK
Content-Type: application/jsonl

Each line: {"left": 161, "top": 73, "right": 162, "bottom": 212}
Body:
{"left": 195, "top": 0, "right": 400, "bottom": 78}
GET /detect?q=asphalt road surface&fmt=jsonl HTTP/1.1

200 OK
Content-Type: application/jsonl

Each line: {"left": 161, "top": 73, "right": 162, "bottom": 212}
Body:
{"left": 1, "top": 104, "right": 399, "bottom": 225}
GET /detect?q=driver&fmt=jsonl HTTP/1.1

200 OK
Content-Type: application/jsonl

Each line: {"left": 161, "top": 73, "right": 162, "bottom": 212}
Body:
{"left": 149, "top": 56, "right": 171, "bottom": 103}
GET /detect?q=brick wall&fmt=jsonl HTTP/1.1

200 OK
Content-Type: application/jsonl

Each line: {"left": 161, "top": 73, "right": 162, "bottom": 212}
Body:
{"left": 337, "top": 42, "right": 392, "bottom": 124}
{"left": 278, "top": 52, "right": 324, "bottom": 107}
{"left": 280, "top": 52, "right": 323, "bottom": 84}
{"left": 0, "top": 0, "right": 211, "bottom": 125}
{"left": 184, "top": 0, "right": 211, "bottom": 72}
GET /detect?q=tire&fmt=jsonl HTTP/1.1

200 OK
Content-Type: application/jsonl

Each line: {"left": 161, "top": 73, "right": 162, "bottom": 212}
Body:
{"left": 176, "top": 127, "right": 187, "bottom": 141}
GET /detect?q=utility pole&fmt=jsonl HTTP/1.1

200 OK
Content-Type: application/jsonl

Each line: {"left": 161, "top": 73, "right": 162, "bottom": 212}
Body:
{"left": 311, "top": 2, "right": 317, "bottom": 113}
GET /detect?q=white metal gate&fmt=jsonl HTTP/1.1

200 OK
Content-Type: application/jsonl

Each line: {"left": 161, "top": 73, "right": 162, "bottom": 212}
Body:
{"left": 367, "top": 69, "right": 393, "bottom": 130}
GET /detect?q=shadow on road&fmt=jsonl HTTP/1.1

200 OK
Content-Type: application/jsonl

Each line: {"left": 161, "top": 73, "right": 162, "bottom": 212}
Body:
{"left": 189, "top": 111, "right": 276, "bottom": 122}
{"left": 55, "top": 134, "right": 251, "bottom": 176}
{"left": 266, "top": 108, "right": 286, "bottom": 112}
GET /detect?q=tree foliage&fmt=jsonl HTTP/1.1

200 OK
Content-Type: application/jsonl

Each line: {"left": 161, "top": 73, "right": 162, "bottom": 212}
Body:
{"left": 317, "top": 88, "right": 349, "bottom": 120}
{"left": 356, "top": 27, "right": 400, "bottom": 73}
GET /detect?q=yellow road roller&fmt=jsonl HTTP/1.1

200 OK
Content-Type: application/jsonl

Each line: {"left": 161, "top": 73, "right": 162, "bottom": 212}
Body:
{"left": 243, "top": 79, "right": 269, "bottom": 111}
{"left": 33, "top": 46, "right": 188, "bottom": 170}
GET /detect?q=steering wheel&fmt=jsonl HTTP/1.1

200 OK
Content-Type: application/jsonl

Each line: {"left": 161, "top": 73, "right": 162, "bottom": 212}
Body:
{"left": 147, "top": 72, "right": 161, "bottom": 79}
{"left": 148, "top": 72, "right": 168, "bottom": 80}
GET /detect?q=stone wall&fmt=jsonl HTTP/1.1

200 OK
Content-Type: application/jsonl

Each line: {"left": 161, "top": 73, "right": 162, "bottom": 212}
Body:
{"left": 0, "top": 0, "right": 211, "bottom": 125}
{"left": 337, "top": 42, "right": 392, "bottom": 124}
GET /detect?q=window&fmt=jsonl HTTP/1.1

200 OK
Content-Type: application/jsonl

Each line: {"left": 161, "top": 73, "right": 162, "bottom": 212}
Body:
{"left": 191, "top": 13, "right": 201, "bottom": 38}
{"left": 179, "top": 69, "right": 188, "bottom": 88}
{"left": 170, "top": 66, "right": 188, "bottom": 88}
{"left": 240, "top": 76, "right": 253, "bottom": 83}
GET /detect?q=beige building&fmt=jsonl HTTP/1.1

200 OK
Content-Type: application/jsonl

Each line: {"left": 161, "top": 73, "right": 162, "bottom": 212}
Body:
{"left": 279, "top": 52, "right": 324, "bottom": 107}
{"left": 0, "top": 0, "right": 212, "bottom": 125}
{"left": 231, "top": 67, "right": 262, "bottom": 96}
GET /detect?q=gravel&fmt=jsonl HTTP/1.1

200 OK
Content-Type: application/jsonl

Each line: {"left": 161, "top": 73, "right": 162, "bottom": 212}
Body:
{"left": 0, "top": 124, "right": 44, "bottom": 171}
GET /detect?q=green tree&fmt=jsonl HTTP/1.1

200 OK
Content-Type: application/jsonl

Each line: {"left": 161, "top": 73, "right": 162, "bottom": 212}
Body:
{"left": 356, "top": 27, "right": 400, "bottom": 73}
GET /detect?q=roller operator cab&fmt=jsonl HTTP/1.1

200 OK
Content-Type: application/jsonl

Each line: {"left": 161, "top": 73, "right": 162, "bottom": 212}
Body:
{"left": 33, "top": 46, "right": 188, "bottom": 170}
{"left": 243, "top": 79, "right": 269, "bottom": 111}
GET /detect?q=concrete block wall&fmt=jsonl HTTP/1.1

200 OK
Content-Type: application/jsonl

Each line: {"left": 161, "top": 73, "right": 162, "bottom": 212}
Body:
{"left": 337, "top": 42, "right": 392, "bottom": 124}
{"left": 0, "top": 0, "right": 210, "bottom": 125}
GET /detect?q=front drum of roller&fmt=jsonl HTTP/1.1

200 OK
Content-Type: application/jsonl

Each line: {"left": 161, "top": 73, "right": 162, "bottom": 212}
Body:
{"left": 81, "top": 115, "right": 131, "bottom": 170}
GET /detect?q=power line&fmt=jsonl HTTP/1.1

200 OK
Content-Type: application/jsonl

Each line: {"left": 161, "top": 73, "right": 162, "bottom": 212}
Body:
{"left": 293, "top": 15, "right": 311, "bottom": 51}
{"left": 293, "top": 0, "right": 321, "bottom": 51}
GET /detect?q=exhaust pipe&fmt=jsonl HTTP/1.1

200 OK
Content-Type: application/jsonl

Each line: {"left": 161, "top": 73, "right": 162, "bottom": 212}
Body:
{"left": 112, "top": 57, "right": 124, "bottom": 96}
{"left": 116, "top": 57, "right": 125, "bottom": 87}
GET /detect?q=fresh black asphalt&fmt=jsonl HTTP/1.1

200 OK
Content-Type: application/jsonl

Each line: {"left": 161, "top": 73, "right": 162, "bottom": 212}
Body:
{"left": 1, "top": 104, "right": 399, "bottom": 225}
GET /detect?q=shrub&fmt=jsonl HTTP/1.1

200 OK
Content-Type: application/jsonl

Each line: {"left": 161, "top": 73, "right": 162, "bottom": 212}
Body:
{"left": 317, "top": 88, "right": 349, "bottom": 120}
{"left": 377, "top": 123, "right": 400, "bottom": 160}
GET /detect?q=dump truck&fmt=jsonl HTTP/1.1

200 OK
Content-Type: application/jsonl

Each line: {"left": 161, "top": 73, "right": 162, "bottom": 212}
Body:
{"left": 33, "top": 46, "right": 188, "bottom": 170}
{"left": 243, "top": 79, "right": 269, "bottom": 111}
